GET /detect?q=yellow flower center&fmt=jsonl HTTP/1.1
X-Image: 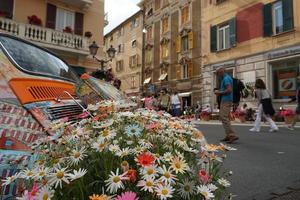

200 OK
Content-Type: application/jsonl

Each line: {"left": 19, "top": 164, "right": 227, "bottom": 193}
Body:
{"left": 164, "top": 172, "right": 171, "bottom": 179}
{"left": 27, "top": 171, "right": 33, "bottom": 177}
{"left": 102, "top": 130, "right": 109, "bottom": 137}
{"left": 146, "top": 181, "right": 153, "bottom": 187}
{"left": 56, "top": 171, "right": 64, "bottom": 179}
{"left": 113, "top": 176, "right": 120, "bottom": 183}
{"left": 74, "top": 152, "right": 81, "bottom": 158}
{"left": 184, "top": 185, "right": 190, "bottom": 192}
{"left": 99, "top": 143, "right": 105, "bottom": 149}
{"left": 162, "top": 189, "right": 169, "bottom": 196}
{"left": 42, "top": 193, "right": 48, "bottom": 200}
{"left": 147, "top": 168, "right": 154, "bottom": 175}
{"left": 202, "top": 192, "right": 208, "bottom": 198}
{"left": 175, "top": 163, "right": 181, "bottom": 169}
{"left": 39, "top": 171, "right": 45, "bottom": 177}
{"left": 121, "top": 161, "right": 129, "bottom": 167}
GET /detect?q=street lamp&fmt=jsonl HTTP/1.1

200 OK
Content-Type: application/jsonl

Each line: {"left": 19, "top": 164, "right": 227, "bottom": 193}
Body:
{"left": 89, "top": 41, "right": 116, "bottom": 70}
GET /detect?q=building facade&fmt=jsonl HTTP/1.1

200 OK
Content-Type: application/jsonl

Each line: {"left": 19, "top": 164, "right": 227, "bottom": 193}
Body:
{"left": 138, "top": 0, "right": 201, "bottom": 107}
{"left": 0, "top": 0, "right": 105, "bottom": 74}
{"left": 104, "top": 11, "right": 143, "bottom": 97}
{"left": 201, "top": 0, "right": 300, "bottom": 109}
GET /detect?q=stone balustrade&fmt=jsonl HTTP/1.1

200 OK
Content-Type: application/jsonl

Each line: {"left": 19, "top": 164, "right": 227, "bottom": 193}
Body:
{"left": 0, "top": 17, "right": 89, "bottom": 53}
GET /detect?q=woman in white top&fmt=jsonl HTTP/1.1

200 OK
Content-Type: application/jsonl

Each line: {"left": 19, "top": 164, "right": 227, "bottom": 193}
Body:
{"left": 250, "top": 79, "right": 278, "bottom": 132}
{"left": 169, "top": 90, "right": 182, "bottom": 117}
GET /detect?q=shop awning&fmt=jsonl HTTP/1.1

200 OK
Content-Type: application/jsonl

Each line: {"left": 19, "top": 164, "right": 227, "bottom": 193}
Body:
{"left": 179, "top": 92, "right": 192, "bottom": 97}
{"left": 158, "top": 73, "right": 168, "bottom": 81}
{"left": 143, "top": 77, "right": 151, "bottom": 84}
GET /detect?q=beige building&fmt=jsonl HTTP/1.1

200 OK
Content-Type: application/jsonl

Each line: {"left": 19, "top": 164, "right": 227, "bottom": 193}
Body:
{"left": 138, "top": 0, "right": 201, "bottom": 107}
{"left": 104, "top": 11, "right": 143, "bottom": 97}
{"left": 0, "top": 0, "right": 106, "bottom": 74}
{"left": 201, "top": 0, "right": 300, "bottom": 108}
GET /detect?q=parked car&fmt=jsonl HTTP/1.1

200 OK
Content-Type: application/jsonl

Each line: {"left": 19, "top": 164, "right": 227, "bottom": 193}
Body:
{"left": 0, "top": 33, "right": 125, "bottom": 198}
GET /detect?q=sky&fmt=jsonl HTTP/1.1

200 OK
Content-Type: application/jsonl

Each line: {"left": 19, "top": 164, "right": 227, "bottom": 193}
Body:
{"left": 104, "top": 0, "right": 141, "bottom": 35}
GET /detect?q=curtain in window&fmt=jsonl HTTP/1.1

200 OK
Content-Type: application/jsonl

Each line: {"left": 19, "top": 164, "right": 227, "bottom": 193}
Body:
{"left": 56, "top": 8, "right": 75, "bottom": 31}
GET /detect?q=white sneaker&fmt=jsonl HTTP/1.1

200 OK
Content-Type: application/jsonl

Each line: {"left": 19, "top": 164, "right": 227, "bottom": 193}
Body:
{"left": 269, "top": 128, "right": 279, "bottom": 132}
{"left": 249, "top": 128, "right": 260, "bottom": 132}
{"left": 287, "top": 126, "right": 294, "bottom": 130}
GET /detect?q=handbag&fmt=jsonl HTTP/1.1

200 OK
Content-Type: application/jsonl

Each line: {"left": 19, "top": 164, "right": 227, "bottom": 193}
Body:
{"left": 261, "top": 98, "right": 275, "bottom": 116}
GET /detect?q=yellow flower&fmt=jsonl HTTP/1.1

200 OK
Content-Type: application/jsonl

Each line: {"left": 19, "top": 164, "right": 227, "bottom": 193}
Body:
{"left": 89, "top": 194, "right": 110, "bottom": 200}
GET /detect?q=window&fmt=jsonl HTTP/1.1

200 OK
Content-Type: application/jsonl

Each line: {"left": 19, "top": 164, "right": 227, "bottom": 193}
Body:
{"left": 155, "top": 0, "right": 161, "bottom": 10}
{"left": 129, "top": 55, "right": 138, "bottom": 68}
{"left": 132, "top": 40, "right": 137, "bottom": 48}
{"left": 0, "top": 35, "right": 77, "bottom": 82}
{"left": 216, "top": 0, "right": 226, "bottom": 4}
{"left": 263, "top": 0, "right": 294, "bottom": 37}
{"left": 218, "top": 24, "right": 230, "bottom": 50}
{"left": 131, "top": 18, "right": 139, "bottom": 29}
{"left": 145, "top": 50, "right": 152, "bottom": 65}
{"left": 117, "top": 27, "right": 124, "bottom": 37}
{"left": 161, "top": 43, "right": 169, "bottom": 59}
{"left": 110, "top": 36, "right": 113, "bottom": 41}
{"left": 181, "top": 6, "right": 189, "bottom": 25}
{"left": 131, "top": 76, "right": 136, "bottom": 88}
{"left": 146, "top": 26, "right": 153, "bottom": 40}
{"left": 116, "top": 60, "right": 124, "bottom": 72}
{"left": 182, "top": 63, "right": 189, "bottom": 79}
{"left": 210, "top": 18, "right": 236, "bottom": 52}
{"left": 0, "top": 0, "right": 14, "bottom": 19}
{"left": 117, "top": 44, "right": 124, "bottom": 53}
{"left": 56, "top": 8, "right": 75, "bottom": 32}
{"left": 272, "top": 60, "right": 300, "bottom": 99}
{"left": 181, "top": 35, "right": 189, "bottom": 51}
{"left": 162, "top": 17, "right": 169, "bottom": 33}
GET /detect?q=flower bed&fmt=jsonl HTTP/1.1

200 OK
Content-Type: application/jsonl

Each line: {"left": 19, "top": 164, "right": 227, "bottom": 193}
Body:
{"left": 280, "top": 109, "right": 296, "bottom": 124}
{"left": 2, "top": 101, "right": 235, "bottom": 200}
{"left": 200, "top": 111, "right": 211, "bottom": 121}
{"left": 234, "top": 110, "right": 247, "bottom": 123}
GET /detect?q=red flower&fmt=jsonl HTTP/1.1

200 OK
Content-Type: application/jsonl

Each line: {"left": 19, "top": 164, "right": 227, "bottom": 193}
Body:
{"left": 80, "top": 73, "right": 90, "bottom": 80}
{"left": 198, "top": 169, "right": 210, "bottom": 184}
{"left": 126, "top": 169, "right": 137, "bottom": 182}
{"left": 136, "top": 152, "right": 155, "bottom": 167}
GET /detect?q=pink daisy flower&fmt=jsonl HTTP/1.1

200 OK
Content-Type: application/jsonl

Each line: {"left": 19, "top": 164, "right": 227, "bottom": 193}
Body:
{"left": 115, "top": 191, "right": 139, "bottom": 200}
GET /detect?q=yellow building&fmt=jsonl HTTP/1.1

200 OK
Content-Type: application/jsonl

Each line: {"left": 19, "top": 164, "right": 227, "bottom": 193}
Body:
{"left": 201, "top": 0, "right": 300, "bottom": 108}
{"left": 104, "top": 11, "right": 143, "bottom": 97}
{"left": 0, "top": 0, "right": 106, "bottom": 74}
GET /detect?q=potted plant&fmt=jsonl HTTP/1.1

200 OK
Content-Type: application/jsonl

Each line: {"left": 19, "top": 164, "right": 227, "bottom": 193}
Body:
{"left": 0, "top": 11, "right": 6, "bottom": 18}
{"left": 200, "top": 111, "right": 211, "bottom": 121}
{"left": 280, "top": 109, "right": 295, "bottom": 124}
{"left": 84, "top": 31, "right": 93, "bottom": 38}
{"left": 27, "top": 15, "right": 42, "bottom": 26}
{"left": 63, "top": 26, "right": 73, "bottom": 33}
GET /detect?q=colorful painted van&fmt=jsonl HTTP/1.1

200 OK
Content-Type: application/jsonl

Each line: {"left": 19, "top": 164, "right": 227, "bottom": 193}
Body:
{"left": 0, "top": 33, "right": 125, "bottom": 198}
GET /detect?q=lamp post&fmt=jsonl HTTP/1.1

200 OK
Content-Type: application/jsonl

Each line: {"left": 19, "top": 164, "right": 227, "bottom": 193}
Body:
{"left": 89, "top": 41, "right": 116, "bottom": 70}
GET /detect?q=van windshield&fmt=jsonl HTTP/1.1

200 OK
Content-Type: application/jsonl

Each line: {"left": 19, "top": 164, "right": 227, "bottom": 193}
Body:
{"left": 0, "top": 35, "right": 78, "bottom": 82}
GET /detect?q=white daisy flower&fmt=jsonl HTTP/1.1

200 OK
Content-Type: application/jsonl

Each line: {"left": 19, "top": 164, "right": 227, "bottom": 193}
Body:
{"left": 36, "top": 186, "right": 55, "bottom": 200}
{"left": 92, "top": 140, "right": 107, "bottom": 152}
{"left": 1, "top": 173, "right": 19, "bottom": 186}
{"left": 48, "top": 166, "right": 71, "bottom": 189}
{"left": 137, "top": 177, "right": 157, "bottom": 193}
{"left": 105, "top": 168, "right": 128, "bottom": 194}
{"left": 218, "top": 178, "right": 231, "bottom": 187}
{"left": 157, "top": 165, "right": 177, "bottom": 185}
{"left": 178, "top": 179, "right": 196, "bottom": 200}
{"left": 93, "top": 119, "right": 114, "bottom": 129}
{"left": 100, "top": 129, "right": 117, "bottom": 140}
{"left": 138, "top": 139, "right": 153, "bottom": 149}
{"left": 170, "top": 156, "right": 189, "bottom": 174}
{"left": 155, "top": 184, "right": 175, "bottom": 200}
{"left": 33, "top": 166, "right": 50, "bottom": 181}
{"left": 20, "top": 168, "right": 34, "bottom": 180}
{"left": 207, "top": 183, "right": 218, "bottom": 192}
{"left": 197, "top": 185, "right": 214, "bottom": 200}
{"left": 68, "top": 168, "right": 87, "bottom": 181}
{"left": 69, "top": 147, "right": 87, "bottom": 166}
{"left": 116, "top": 147, "right": 132, "bottom": 158}
{"left": 140, "top": 165, "right": 158, "bottom": 179}
{"left": 163, "top": 152, "right": 173, "bottom": 162}
{"left": 108, "top": 144, "right": 120, "bottom": 153}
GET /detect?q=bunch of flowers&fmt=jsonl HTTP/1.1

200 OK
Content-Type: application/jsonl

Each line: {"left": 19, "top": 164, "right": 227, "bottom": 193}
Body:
{"left": 63, "top": 26, "right": 73, "bottom": 33}
{"left": 2, "top": 101, "right": 235, "bottom": 200}
{"left": 280, "top": 109, "right": 295, "bottom": 117}
{"left": 234, "top": 110, "right": 246, "bottom": 117}
{"left": 27, "top": 15, "right": 42, "bottom": 26}
{"left": 85, "top": 31, "right": 93, "bottom": 38}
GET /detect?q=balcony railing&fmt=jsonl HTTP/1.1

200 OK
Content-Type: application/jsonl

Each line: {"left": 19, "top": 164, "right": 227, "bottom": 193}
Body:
{"left": 0, "top": 17, "right": 89, "bottom": 55}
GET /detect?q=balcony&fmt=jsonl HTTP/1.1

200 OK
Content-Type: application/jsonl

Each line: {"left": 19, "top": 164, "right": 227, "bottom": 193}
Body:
{"left": 60, "top": 0, "right": 93, "bottom": 10}
{"left": 0, "top": 17, "right": 90, "bottom": 55}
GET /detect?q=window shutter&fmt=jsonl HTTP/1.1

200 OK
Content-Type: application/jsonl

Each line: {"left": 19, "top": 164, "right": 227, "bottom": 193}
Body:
{"left": 229, "top": 18, "right": 236, "bottom": 47}
{"left": 263, "top": 3, "right": 273, "bottom": 37}
{"left": 210, "top": 25, "right": 217, "bottom": 52}
{"left": 283, "top": 0, "right": 294, "bottom": 32}
{"left": 176, "top": 64, "right": 181, "bottom": 80}
{"left": 46, "top": 3, "right": 56, "bottom": 29}
{"left": 188, "top": 62, "right": 193, "bottom": 79}
{"left": 0, "top": 0, "right": 14, "bottom": 19}
{"left": 188, "top": 31, "right": 194, "bottom": 49}
{"left": 176, "top": 36, "right": 181, "bottom": 53}
{"left": 75, "top": 12, "right": 84, "bottom": 35}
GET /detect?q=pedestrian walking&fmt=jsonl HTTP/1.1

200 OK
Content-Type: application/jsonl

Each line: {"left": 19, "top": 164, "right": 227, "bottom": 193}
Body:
{"left": 214, "top": 67, "right": 239, "bottom": 144}
{"left": 158, "top": 88, "right": 170, "bottom": 112}
{"left": 250, "top": 79, "right": 278, "bottom": 132}
{"left": 287, "top": 76, "right": 300, "bottom": 130}
{"left": 169, "top": 90, "right": 182, "bottom": 117}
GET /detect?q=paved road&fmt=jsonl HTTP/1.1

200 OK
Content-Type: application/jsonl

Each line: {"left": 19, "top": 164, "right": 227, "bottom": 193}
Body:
{"left": 195, "top": 124, "right": 300, "bottom": 200}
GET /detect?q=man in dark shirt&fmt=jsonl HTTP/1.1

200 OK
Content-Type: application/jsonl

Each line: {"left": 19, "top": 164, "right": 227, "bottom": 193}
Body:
{"left": 288, "top": 76, "right": 300, "bottom": 130}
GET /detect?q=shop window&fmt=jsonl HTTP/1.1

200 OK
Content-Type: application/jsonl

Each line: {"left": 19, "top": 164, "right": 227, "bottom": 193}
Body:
{"left": 116, "top": 60, "right": 124, "bottom": 72}
{"left": 0, "top": 0, "right": 14, "bottom": 19}
{"left": 162, "top": 17, "right": 169, "bottom": 33}
{"left": 263, "top": 0, "right": 294, "bottom": 36}
{"left": 272, "top": 60, "right": 300, "bottom": 99}
{"left": 161, "top": 43, "right": 169, "bottom": 59}
{"left": 181, "top": 6, "right": 189, "bottom": 25}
